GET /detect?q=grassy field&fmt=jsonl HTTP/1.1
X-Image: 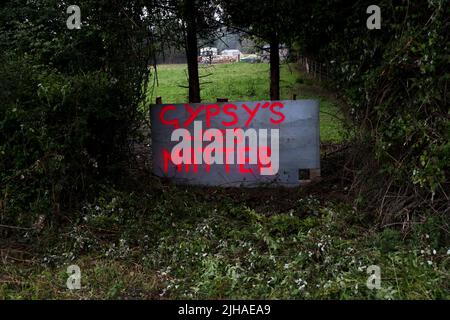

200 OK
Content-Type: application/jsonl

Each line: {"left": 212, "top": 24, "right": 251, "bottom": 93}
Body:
{"left": 148, "top": 63, "right": 344, "bottom": 142}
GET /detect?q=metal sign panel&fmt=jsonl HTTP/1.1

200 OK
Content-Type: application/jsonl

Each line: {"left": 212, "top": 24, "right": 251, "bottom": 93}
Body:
{"left": 150, "top": 100, "right": 320, "bottom": 187}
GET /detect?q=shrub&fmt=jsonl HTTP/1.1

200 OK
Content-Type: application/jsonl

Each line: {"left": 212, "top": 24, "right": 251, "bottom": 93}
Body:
{"left": 0, "top": 0, "right": 153, "bottom": 231}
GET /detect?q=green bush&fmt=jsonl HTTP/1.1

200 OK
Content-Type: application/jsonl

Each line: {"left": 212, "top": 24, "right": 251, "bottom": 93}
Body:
{"left": 296, "top": 0, "right": 449, "bottom": 215}
{"left": 0, "top": 0, "right": 153, "bottom": 230}
{"left": 0, "top": 56, "right": 123, "bottom": 227}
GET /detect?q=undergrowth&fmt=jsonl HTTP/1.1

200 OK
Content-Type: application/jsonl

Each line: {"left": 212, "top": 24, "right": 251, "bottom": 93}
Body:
{"left": 1, "top": 179, "right": 449, "bottom": 299}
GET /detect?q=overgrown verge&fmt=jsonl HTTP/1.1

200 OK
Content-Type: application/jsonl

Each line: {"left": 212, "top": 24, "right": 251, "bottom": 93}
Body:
{"left": 1, "top": 177, "right": 449, "bottom": 299}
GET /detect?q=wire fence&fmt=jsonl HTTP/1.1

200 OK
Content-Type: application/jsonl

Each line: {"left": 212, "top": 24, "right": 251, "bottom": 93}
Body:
{"left": 297, "top": 55, "right": 331, "bottom": 82}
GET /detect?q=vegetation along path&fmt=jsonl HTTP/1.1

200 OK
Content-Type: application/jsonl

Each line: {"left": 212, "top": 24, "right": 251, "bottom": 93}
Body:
{"left": 1, "top": 63, "right": 449, "bottom": 299}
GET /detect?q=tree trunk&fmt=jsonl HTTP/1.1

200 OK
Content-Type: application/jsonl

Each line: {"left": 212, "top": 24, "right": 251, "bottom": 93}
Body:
{"left": 184, "top": 0, "right": 201, "bottom": 103}
{"left": 269, "top": 33, "right": 280, "bottom": 101}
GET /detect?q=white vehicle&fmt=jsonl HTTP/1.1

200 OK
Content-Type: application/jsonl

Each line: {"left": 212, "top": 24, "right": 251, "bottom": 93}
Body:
{"left": 200, "top": 47, "right": 218, "bottom": 57}
{"left": 220, "top": 49, "right": 241, "bottom": 57}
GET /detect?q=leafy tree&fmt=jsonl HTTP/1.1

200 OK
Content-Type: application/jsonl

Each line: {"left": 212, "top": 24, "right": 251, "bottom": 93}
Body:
{"left": 149, "top": 0, "right": 221, "bottom": 102}
{"left": 293, "top": 0, "right": 449, "bottom": 218}
{"left": 221, "top": 0, "right": 302, "bottom": 100}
